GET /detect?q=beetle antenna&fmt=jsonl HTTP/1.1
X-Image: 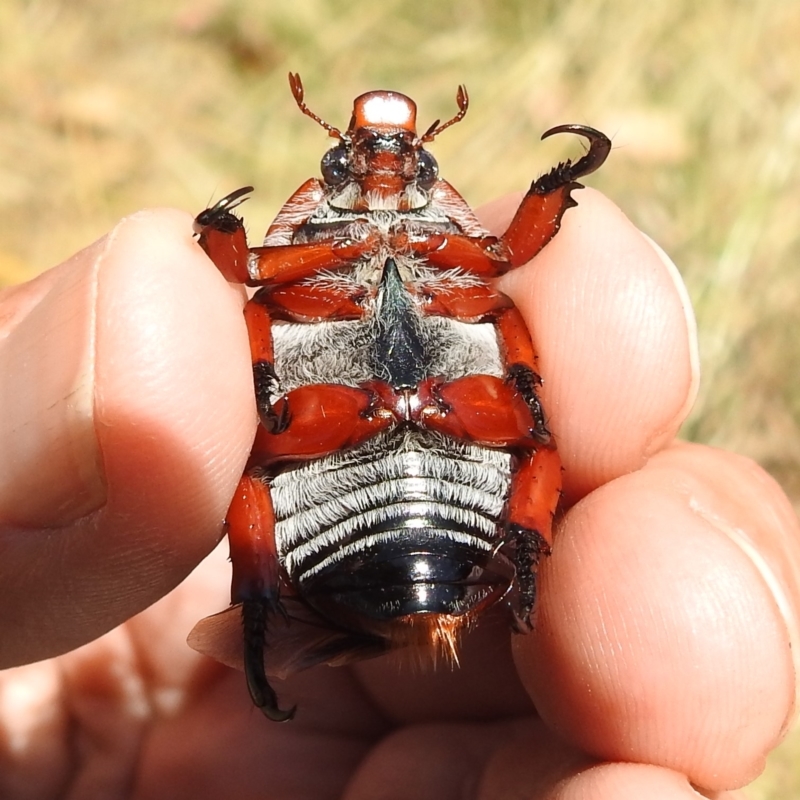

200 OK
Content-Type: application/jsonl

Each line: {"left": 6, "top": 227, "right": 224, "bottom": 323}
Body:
{"left": 419, "top": 85, "right": 469, "bottom": 144}
{"left": 288, "top": 73, "right": 344, "bottom": 140}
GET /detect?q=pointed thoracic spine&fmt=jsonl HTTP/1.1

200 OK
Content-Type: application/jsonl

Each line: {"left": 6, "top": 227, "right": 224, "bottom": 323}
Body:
{"left": 372, "top": 258, "right": 427, "bottom": 390}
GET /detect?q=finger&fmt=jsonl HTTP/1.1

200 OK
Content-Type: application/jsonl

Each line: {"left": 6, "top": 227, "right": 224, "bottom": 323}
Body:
{"left": 0, "top": 661, "right": 69, "bottom": 799}
{"left": 344, "top": 717, "right": 737, "bottom": 800}
{"left": 513, "top": 443, "right": 798, "bottom": 790}
{"left": 0, "top": 209, "right": 255, "bottom": 666}
{"left": 480, "top": 190, "right": 699, "bottom": 502}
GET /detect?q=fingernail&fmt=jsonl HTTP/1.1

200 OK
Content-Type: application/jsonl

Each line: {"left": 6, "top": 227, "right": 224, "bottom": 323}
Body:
{"left": 0, "top": 240, "right": 107, "bottom": 528}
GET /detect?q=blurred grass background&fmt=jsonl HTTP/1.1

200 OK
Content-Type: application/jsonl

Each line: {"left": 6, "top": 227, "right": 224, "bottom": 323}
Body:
{"left": 0, "top": 0, "right": 798, "bottom": 795}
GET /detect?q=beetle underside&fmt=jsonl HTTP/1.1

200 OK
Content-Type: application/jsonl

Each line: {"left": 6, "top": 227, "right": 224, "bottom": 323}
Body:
{"left": 190, "top": 73, "right": 610, "bottom": 720}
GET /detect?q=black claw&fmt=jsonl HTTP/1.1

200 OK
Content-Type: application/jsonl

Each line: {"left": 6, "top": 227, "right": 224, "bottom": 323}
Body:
{"left": 242, "top": 600, "right": 296, "bottom": 722}
{"left": 531, "top": 125, "right": 611, "bottom": 196}
{"left": 194, "top": 186, "right": 254, "bottom": 233}
{"left": 540, "top": 124, "right": 611, "bottom": 182}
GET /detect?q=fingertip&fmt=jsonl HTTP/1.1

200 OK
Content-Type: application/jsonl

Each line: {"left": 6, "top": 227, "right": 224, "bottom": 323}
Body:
{"left": 513, "top": 445, "right": 794, "bottom": 789}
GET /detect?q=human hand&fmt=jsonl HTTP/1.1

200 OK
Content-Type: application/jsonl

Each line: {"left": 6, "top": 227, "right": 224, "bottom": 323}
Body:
{"left": 0, "top": 193, "right": 797, "bottom": 798}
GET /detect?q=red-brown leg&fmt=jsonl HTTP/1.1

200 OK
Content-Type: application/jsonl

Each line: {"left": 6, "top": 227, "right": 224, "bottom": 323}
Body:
{"left": 416, "top": 375, "right": 542, "bottom": 448}
{"left": 227, "top": 474, "right": 281, "bottom": 605}
{"left": 506, "top": 447, "right": 561, "bottom": 547}
{"left": 415, "top": 184, "right": 579, "bottom": 276}
{"left": 409, "top": 231, "right": 511, "bottom": 276}
{"left": 504, "top": 447, "right": 562, "bottom": 632}
{"left": 247, "top": 236, "right": 375, "bottom": 285}
{"left": 498, "top": 125, "right": 611, "bottom": 268}
{"left": 225, "top": 473, "right": 295, "bottom": 721}
{"left": 194, "top": 187, "right": 253, "bottom": 283}
{"left": 194, "top": 186, "right": 381, "bottom": 287}
{"left": 251, "top": 383, "right": 395, "bottom": 464}
{"left": 264, "top": 282, "right": 368, "bottom": 323}
{"left": 242, "top": 297, "right": 288, "bottom": 434}
{"left": 420, "top": 283, "right": 551, "bottom": 443}
{"left": 412, "top": 125, "right": 611, "bottom": 276}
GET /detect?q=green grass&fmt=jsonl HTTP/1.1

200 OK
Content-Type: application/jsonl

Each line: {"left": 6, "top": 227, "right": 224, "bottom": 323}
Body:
{"left": 1, "top": 1, "right": 798, "bottom": 795}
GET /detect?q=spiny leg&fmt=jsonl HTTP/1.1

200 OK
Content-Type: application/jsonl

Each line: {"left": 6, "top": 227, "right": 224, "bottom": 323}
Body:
{"left": 499, "top": 125, "right": 610, "bottom": 268}
{"left": 242, "top": 600, "right": 295, "bottom": 722}
{"left": 419, "top": 283, "right": 552, "bottom": 444}
{"left": 194, "top": 183, "right": 381, "bottom": 287}
{"left": 226, "top": 473, "right": 295, "bottom": 721}
{"left": 495, "top": 305, "right": 551, "bottom": 444}
{"left": 250, "top": 382, "right": 394, "bottom": 463}
{"left": 244, "top": 298, "right": 287, "bottom": 433}
{"left": 504, "top": 447, "right": 561, "bottom": 633}
{"left": 246, "top": 283, "right": 368, "bottom": 433}
{"left": 409, "top": 125, "right": 611, "bottom": 276}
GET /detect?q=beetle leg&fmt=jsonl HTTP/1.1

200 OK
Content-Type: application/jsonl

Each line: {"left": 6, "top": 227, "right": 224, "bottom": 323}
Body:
{"left": 410, "top": 231, "right": 511, "bottom": 277}
{"left": 247, "top": 226, "right": 382, "bottom": 287}
{"left": 420, "top": 284, "right": 551, "bottom": 443}
{"left": 242, "top": 599, "right": 295, "bottom": 722}
{"left": 225, "top": 473, "right": 296, "bottom": 721}
{"left": 416, "top": 375, "right": 543, "bottom": 448}
{"left": 195, "top": 179, "right": 380, "bottom": 287}
{"left": 263, "top": 281, "right": 368, "bottom": 322}
{"left": 499, "top": 125, "right": 611, "bottom": 269}
{"left": 250, "top": 382, "right": 395, "bottom": 464}
{"left": 194, "top": 187, "right": 254, "bottom": 283}
{"left": 504, "top": 447, "right": 561, "bottom": 632}
{"left": 246, "top": 236, "right": 376, "bottom": 286}
{"left": 243, "top": 297, "right": 289, "bottom": 433}
{"left": 227, "top": 474, "right": 281, "bottom": 609}
{"left": 495, "top": 305, "right": 552, "bottom": 444}
{"left": 411, "top": 126, "right": 611, "bottom": 275}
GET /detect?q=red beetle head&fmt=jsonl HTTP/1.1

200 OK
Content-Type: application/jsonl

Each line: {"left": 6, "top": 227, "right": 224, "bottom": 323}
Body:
{"left": 288, "top": 73, "right": 468, "bottom": 210}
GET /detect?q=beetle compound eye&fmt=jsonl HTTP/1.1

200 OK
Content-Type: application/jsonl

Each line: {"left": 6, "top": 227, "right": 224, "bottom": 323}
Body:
{"left": 321, "top": 145, "right": 350, "bottom": 185}
{"left": 416, "top": 150, "right": 439, "bottom": 189}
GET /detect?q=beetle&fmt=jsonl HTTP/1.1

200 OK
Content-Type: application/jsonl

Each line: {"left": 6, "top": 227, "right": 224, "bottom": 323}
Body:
{"left": 189, "top": 73, "right": 610, "bottom": 721}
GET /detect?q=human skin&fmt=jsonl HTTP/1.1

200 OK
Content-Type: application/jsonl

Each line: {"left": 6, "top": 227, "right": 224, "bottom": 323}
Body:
{"left": 0, "top": 190, "right": 797, "bottom": 799}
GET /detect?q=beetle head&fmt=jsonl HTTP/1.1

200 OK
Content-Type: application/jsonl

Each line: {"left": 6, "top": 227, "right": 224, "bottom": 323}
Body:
{"left": 289, "top": 73, "right": 468, "bottom": 211}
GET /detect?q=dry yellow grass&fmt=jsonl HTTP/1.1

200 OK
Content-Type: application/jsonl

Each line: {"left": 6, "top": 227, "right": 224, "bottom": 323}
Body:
{"left": 1, "top": 0, "right": 798, "bottom": 795}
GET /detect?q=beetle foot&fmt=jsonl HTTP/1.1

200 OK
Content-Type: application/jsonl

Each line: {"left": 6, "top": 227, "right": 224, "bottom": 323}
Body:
{"left": 506, "top": 364, "right": 550, "bottom": 444}
{"left": 532, "top": 125, "right": 611, "bottom": 195}
{"left": 253, "top": 361, "right": 291, "bottom": 433}
{"left": 194, "top": 186, "right": 254, "bottom": 235}
{"left": 242, "top": 599, "right": 296, "bottom": 722}
{"left": 504, "top": 523, "right": 551, "bottom": 634}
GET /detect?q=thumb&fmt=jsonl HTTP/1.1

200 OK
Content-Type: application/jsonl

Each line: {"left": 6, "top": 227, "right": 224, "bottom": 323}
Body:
{"left": 0, "top": 209, "right": 253, "bottom": 666}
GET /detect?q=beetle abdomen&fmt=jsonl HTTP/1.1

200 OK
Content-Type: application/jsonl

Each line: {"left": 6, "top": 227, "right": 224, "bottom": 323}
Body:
{"left": 271, "top": 430, "right": 512, "bottom": 621}
{"left": 270, "top": 258, "right": 514, "bottom": 628}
